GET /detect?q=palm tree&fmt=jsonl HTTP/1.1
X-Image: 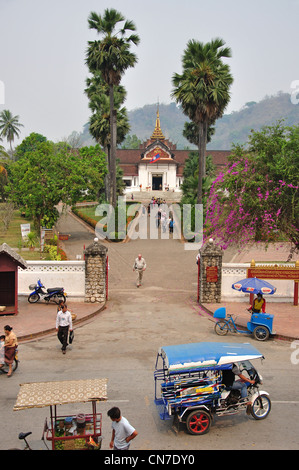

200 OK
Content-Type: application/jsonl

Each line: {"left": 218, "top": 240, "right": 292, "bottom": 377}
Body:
{"left": 172, "top": 38, "right": 233, "bottom": 204}
{"left": 85, "top": 72, "right": 130, "bottom": 200}
{"left": 0, "top": 109, "right": 24, "bottom": 154}
{"left": 86, "top": 9, "right": 140, "bottom": 207}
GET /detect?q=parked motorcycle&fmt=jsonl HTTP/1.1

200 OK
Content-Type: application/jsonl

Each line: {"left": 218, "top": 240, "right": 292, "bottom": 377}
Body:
{"left": 28, "top": 279, "right": 66, "bottom": 304}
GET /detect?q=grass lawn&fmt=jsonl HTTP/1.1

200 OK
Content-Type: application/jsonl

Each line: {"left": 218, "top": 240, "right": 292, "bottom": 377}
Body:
{"left": 0, "top": 205, "right": 43, "bottom": 260}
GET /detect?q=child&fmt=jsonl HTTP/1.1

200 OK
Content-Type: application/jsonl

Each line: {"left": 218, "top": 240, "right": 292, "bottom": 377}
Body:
{"left": 107, "top": 407, "right": 138, "bottom": 450}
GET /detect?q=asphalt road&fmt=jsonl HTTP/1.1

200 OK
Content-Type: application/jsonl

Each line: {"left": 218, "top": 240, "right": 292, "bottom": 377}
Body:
{"left": 1, "top": 286, "right": 298, "bottom": 451}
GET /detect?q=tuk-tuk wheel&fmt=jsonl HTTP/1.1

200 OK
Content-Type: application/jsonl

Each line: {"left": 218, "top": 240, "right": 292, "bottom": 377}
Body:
{"left": 186, "top": 410, "right": 211, "bottom": 435}
{"left": 253, "top": 326, "right": 269, "bottom": 341}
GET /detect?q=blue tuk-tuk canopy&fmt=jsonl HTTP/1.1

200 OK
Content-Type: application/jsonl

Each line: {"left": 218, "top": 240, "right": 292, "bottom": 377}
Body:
{"left": 159, "top": 342, "right": 264, "bottom": 374}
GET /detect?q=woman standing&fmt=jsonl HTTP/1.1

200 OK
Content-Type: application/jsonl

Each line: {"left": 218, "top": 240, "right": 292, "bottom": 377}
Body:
{"left": 4, "top": 325, "right": 18, "bottom": 377}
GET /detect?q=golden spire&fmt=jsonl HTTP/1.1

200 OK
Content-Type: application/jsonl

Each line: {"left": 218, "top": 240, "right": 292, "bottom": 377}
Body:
{"left": 151, "top": 106, "right": 165, "bottom": 141}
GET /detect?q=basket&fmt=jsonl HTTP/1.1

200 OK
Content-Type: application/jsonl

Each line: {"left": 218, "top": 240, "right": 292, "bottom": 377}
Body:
{"left": 213, "top": 307, "right": 226, "bottom": 319}
{"left": 29, "top": 284, "right": 37, "bottom": 290}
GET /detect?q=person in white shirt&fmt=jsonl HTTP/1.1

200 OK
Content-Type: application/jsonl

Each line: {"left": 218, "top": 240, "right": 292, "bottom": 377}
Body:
{"left": 56, "top": 304, "right": 73, "bottom": 354}
{"left": 133, "top": 253, "right": 146, "bottom": 287}
{"left": 108, "top": 407, "right": 138, "bottom": 450}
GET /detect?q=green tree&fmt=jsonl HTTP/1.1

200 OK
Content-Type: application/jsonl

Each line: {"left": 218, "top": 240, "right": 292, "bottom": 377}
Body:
{"left": 86, "top": 8, "right": 140, "bottom": 208}
{"left": 0, "top": 109, "right": 24, "bottom": 154}
{"left": 172, "top": 38, "right": 233, "bottom": 204}
{"left": 6, "top": 141, "right": 106, "bottom": 228}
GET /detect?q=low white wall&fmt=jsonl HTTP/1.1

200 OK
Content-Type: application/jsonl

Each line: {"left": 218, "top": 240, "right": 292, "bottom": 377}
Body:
{"left": 221, "top": 263, "right": 295, "bottom": 302}
{"left": 18, "top": 261, "right": 85, "bottom": 301}
{"left": 18, "top": 261, "right": 295, "bottom": 303}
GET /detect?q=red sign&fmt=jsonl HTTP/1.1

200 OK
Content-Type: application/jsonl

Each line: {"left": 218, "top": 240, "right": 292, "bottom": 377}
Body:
{"left": 206, "top": 266, "right": 218, "bottom": 282}
{"left": 247, "top": 267, "right": 299, "bottom": 281}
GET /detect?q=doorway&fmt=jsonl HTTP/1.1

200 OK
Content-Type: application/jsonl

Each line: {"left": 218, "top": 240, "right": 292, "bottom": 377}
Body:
{"left": 152, "top": 175, "right": 162, "bottom": 191}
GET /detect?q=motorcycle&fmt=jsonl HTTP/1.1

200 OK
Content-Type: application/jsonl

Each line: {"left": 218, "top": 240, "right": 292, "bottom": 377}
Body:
{"left": 28, "top": 279, "right": 66, "bottom": 304}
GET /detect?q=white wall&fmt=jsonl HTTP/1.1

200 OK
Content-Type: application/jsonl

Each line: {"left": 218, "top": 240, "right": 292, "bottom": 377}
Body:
{"left": 18, "top": 261, "right": 85, "bottom": 301}
{"left": 221, "top": 263, "right": 295, "bottom": 302}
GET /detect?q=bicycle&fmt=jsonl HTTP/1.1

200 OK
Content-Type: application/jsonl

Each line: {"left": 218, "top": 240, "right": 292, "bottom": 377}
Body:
{"left": 214, "top": 313, "right": 248, "bottom": 336}
{"left": 9, "top": 432, "right": 33, "bottom": 450}
{"left": 213, "top": 307, "right": 273, "bottom": 341}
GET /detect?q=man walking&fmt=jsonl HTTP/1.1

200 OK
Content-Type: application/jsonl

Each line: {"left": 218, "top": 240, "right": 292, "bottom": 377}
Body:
{"left": 56, "top": 304, "right": 73, "bottom": 354}
{"left": 133, "top": 253, "right": 146, "bottom": 287}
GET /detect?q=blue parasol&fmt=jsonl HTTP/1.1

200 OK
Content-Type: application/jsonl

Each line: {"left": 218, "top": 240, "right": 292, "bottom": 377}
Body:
{"left": 232, "top": 277, "right": 276, "bottom": 295}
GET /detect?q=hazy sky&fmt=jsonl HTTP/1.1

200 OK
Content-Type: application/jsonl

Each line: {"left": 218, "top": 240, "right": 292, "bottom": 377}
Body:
{"left": 0, "top": 0, "right": 298, "bottom": 145}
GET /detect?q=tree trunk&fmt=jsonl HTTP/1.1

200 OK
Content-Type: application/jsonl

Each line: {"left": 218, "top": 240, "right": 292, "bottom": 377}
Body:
{"left": 103, "top": 145, "right": 111, "bottom": 202}
{"left": 197, "top": 121, "right": 206, "bottom": 204}
{"left": 109, "top": 84, "right": 117, "bottom": 208}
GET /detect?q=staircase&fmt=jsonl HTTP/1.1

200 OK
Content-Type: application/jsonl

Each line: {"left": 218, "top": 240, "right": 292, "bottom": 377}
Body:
{"left": 125, "top": 190, "right": 182, "bottom": 203}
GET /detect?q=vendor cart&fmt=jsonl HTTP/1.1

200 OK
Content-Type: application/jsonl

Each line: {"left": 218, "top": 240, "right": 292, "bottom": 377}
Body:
{"left": 13, "top": 378, "right": 107, "bottom": 450}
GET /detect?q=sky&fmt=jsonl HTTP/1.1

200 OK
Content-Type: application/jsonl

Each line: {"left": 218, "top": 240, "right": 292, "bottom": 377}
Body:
{"left": 0, "top": 0, "right": 298, "bottom": 145}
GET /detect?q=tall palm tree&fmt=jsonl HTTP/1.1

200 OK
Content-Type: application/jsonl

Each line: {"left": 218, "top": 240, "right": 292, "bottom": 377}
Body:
{"left": 86, "top": 9, "right": 140, "bottom": 207}
{"left": 172, "top": 38, "right": 233, "bottom": 204}
{"left": 85, "top": 72, "right": 130, "bottom": 200}
{"left": 0, "top": 109, "right": 24, "bottom": 154}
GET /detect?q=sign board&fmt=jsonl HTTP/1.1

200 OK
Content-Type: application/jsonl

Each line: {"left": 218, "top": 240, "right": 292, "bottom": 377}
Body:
{"left": 247, "top": 267, "right": 299, "bottom": 281}
{"left": 20, "top": 223, "right": 30, "bottom": 240}
{"left": 206, "top": 266, "right": 218, "bottom": 283}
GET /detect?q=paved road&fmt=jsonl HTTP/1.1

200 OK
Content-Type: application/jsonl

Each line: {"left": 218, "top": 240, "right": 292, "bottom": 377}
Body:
{"left": 1, "top": 207, "right": 298, "bottom": 451}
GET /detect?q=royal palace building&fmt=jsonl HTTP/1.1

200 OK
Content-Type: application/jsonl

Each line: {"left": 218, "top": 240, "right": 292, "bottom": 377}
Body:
{"left": 116, "top": 109, "right": 231, "bottom": 193}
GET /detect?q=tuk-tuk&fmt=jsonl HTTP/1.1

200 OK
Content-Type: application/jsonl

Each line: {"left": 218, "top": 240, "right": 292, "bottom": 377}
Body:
{"left": 13, "top": 378, "right": 107, "bottom": 450}
{"left": 154, "top": 342, "right": 271, "bottom": 435}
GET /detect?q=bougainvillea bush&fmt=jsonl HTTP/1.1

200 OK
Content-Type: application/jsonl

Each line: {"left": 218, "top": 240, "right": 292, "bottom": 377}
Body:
{"left": 204, "top": 122, "right": 299, "bottom": 257}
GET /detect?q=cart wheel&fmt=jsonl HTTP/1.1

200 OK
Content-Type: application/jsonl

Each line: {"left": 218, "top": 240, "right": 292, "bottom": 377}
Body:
{"left": 251, "top": 394, "right": 271, "bottom": 419}
{"left": 253, "top": 326, "right": 269, "bottom": 341}
{"left": 28, "top": 293, "right": 40, "bottom": 303}
{"left": 215, "top": 321, "right": 229, "bottom": 336}
{"left": 186, "top": 410, "right": 211, "bottom": 435}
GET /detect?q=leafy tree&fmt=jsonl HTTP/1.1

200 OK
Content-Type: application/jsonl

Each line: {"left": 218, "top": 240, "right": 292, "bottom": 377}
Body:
{"left": 14, "top": 132, "right": 47, "bottom": 160}
{"left": 0, "top": 144, "right": 10, "bottom": 201}
{"left": 181, "top": 152, "right": 216, "bottom": 206}
{"left": 0, "top": 109, "right": 24, "bottom": 154}
{"left": 6, "top": 140, "right": 106, "bottom": 228}
{"left": 205, "top": 122, "right": 299, "bottom": 258}
{"left": 172, "top": 38, "right": 233, "bottom": 204}
{"left": 86, "top": 8, "right": 140, "bottom": 207}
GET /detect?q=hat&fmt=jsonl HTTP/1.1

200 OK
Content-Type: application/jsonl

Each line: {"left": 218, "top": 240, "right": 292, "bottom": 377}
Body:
{"left": 76, "top": 413, "right": 85, "bottom": 424}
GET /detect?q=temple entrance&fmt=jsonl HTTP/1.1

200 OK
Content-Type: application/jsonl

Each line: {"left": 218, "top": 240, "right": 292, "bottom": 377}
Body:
{"left": 152, "top": 175, "right": 163, "bottom": 191}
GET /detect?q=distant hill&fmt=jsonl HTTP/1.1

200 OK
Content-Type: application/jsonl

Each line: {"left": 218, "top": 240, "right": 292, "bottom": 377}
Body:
{"left": 79, "top": 92, "right": 299, "bottom": 150}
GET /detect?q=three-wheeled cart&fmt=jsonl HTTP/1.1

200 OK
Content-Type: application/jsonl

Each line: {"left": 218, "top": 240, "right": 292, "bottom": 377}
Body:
{"left": 13, "top": 378, "right": 107, "bottom": 450}
{"left": 154, "top": 342, "right": 271, "bottom": 435}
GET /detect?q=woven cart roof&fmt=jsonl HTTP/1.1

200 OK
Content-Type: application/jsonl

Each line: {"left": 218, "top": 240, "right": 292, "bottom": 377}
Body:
{"left": 13, "top": 378, "right": 108, "bottom": 411}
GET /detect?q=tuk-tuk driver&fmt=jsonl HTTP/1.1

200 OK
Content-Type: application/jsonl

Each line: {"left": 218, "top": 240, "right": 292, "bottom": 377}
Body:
{"left": 231, "top": 363, "right": 256, "bottom": 414}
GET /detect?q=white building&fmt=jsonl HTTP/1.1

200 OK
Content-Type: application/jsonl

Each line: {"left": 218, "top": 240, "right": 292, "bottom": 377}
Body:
{"left": 116, "top": 109, "right": 230, "bottom": 193}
